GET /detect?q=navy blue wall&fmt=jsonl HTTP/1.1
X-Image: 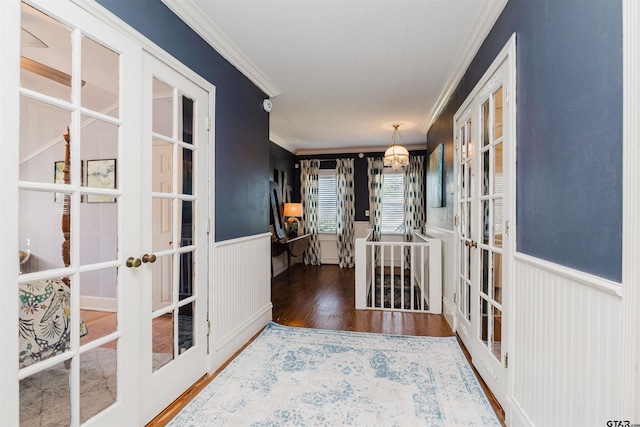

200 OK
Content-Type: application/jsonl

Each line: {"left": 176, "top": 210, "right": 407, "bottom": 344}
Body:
{"left": 97, "top": 0, "right": 271, "bottom": 242}
{"left": 427, "top": 0, "right": 623, "bottom": 281}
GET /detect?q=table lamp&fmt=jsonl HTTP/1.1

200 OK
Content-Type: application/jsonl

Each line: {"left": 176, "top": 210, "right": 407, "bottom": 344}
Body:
{"left": 283, "top": 202, "right": 302, "bottom": 237}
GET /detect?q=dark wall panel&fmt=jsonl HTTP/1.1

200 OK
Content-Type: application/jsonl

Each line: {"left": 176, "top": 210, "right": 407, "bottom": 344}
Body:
{"left": 97, "top": 0, "right": 271, "bottom": 242}
{"left": 427, "top": 0, "right": 623, "bottom": 281}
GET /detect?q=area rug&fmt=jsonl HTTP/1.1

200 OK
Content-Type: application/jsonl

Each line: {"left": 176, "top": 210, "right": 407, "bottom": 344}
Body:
{"left": 168, "top": 322, "right": 500, "bottom": 426}
{"left": 370, "top": 274, "right": 426, "bottom": 310}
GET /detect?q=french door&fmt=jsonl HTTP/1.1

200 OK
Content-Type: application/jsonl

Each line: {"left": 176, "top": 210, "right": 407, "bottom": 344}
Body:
{"left": 139, "top": 52, "right": 210, "bottom": 424}
{"left": 454, "top": 37, "right": 515, "bottom": 408}
{"left": 7, "top": 1, "right": 211, "bottom": 425}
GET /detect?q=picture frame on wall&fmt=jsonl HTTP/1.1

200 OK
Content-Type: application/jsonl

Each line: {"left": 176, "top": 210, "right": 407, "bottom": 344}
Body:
{"left": 86, "top": 159, "right": 117, "bottom": 203}
{"left": 428, "top": 143, "right": 444, "bottom": 208}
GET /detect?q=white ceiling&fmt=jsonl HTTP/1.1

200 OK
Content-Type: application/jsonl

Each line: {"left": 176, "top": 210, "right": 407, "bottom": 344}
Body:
{"left": 164, "top": 0, "right": 507, "bottom": 154}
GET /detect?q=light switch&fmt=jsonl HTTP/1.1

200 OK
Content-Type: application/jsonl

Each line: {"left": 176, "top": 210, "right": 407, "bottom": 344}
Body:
{"left": 365, "top": 210, "right": 370, "bottom": 217}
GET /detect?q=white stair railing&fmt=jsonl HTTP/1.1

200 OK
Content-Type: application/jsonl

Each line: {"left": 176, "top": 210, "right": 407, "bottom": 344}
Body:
{"left": 355, "top": 230, "right": 441, "bottom": 313}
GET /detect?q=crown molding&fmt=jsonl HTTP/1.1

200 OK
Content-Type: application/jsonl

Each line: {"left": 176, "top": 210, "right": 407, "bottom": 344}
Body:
{"left": 269, "top": 132, "right": 298, "bottom": 154}
{"left": 161, "top": 0, "right": 281, "bottom": 98}
{"left": 421, "top": 0, "right": 509, "bottom": 134}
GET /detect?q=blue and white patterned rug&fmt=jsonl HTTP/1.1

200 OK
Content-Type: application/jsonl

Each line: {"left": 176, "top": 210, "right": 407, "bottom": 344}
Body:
{"left": 168, "top": 322, "right": 501, "bottom": 426}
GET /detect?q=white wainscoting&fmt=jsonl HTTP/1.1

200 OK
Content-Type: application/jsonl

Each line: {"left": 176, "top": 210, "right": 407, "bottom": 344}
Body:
{"left": 425, "top": 226, "right": 455, "bottom": 328}
{"left": 509, "top": 253, "right": 627, "bottom": 427}
{"left": 210, "top": 232, "right": 272, "bottom": 371}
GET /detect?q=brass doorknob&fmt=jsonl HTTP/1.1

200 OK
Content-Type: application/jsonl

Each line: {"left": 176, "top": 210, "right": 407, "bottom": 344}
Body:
{"left": 470, "top": 240, "right": 478, "bottom": 249}
{"left": 126, "top": 257, "right": 142, "bottom": 268}
{"left": 142, "top": 253, "right": 157, "bottom": 263}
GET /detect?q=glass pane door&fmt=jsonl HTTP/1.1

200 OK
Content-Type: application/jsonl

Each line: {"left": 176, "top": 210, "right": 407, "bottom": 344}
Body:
{"left": 18, "top": 2, "right": 125, "bottom": 425}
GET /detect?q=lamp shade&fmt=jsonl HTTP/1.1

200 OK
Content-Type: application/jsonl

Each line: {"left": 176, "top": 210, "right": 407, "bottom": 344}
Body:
{"left": 283, "top": 202, "right": 303, "bottom": 218}
{"left": 384, "top": 144, "right": 410, "bottom": 170}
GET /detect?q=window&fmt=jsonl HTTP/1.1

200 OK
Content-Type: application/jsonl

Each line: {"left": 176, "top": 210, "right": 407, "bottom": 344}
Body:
{"left": 381, "top": 171, "right": 404, "bottom": 234}
{"left": 317, "top": 172, "right": 336, "bottom": 232}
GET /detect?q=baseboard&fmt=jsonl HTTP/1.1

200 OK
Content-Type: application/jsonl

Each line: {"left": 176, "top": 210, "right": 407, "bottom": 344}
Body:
{"left": 442, "top": 297, "right": 456, "bottom": 332}
{"left": 508, "top": 397, "right": 535, "bottom": 427}
{"left": 80, "top": 296, "right": 116, "bottom": 312}
{"left": 209, "top": 304, "right": 272, "bottom": 372}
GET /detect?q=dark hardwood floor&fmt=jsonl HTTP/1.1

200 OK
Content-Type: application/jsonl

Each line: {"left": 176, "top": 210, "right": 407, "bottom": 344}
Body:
{"left": 149, "top": 263, "right": 506, "bottom": 426}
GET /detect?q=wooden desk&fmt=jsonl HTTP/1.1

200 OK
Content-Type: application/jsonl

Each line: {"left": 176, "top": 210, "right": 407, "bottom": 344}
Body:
{"left": 272, "top": 234, "right": 310, "bottom": 282}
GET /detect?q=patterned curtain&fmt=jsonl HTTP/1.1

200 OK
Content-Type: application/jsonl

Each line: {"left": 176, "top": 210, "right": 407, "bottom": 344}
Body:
{"left": 404, "top": 155, "right": 425, "bottom": 265}
{"left": 336, "top": 158, "right": 355, "bottom": 268}
{"left": 300, "top": 159, "right": 321, "bottom": 265}
{"left": 367, "top": 157, "right": 384, "bottom": 242}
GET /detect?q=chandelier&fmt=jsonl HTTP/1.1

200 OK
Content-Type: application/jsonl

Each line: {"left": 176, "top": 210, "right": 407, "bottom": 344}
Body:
{"left": 383, "top": 124, "right": 409, "bottom": 170}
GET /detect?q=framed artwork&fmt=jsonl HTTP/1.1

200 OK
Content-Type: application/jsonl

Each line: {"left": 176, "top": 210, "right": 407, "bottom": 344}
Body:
{"left": 86, "top": 159, "right": 116, "bottom": 203}
{"left": 428, "top": 143, "right": 444, "bottom": 207}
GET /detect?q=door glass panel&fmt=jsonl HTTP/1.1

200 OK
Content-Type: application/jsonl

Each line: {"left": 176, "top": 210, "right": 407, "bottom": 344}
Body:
{"left": 465, "top": 200, "right": 471, "bottom": 237}
{"left": 492, "top": 306, "right": 502, "bottom": 360}
{"left": 494, "top": 199, "right": 503, "bottom": 248}
{"left": 179, "top": 148, "right": 194, "bottom": 195}
{"left": 19, "top": 189, "right": 70, "bottom": 272}
{"left": 79, "top": 342, "right": 118, "bottom": 423}
{"left": 153, "top": 140, "right": 174, "bottom": 193}
{"left": 152, "top": 197, "right": 173, "bottom": 253}
{"left": 467, "top": 119, "right": 473, "bottom": 157}
{"left": 82, "top": 37, "right": 119, "bottom": 117}
{"left": 20, "top": 98, "right": 73, "bottom": 184}
{"left": 20, "top": 361, "right": 71, "bottom": 426}
{"left": 178, "top": 302, "right": 194, "bottom": 354}
{"left": 79, "top": 269, "right": 118, "bottom": 345}
{"left": 80, "top": 202, "right": 118, "bottom": 264}
{"left": 153, "top": 78, "right": 173, "bottom": 137}
{"left": 180, "top": 201, "right": 194, "bottom": 247}
{"left": 481, "top": 249, "right": 489, "bottom": 295}
{"left": 152, "top": 255, "right": 173, "bottom": 311}
{"left": 493, "top": 253, "right": 502, "bottom": 304}
{"left": 494, "top": 87, "right": 503, "bottom": 140}
{"left": 179, "top": 252, "right": 193, "bottom": 298}
{"left": 482, "top": 150, "right": 489, "bottom": 196}
{"left": 466, "top": 282, "right": 471, "bottom": 321}
{"left": 493, "top": 143, "right": 503, "bottom": 194}
{"left": 81, "top": 116, "right": 119, "bottom": 190}
{"left": 482, "top": 200, "right": 489, "bottom": 245}
{"left": 481, "top": 298, "right": 489, "bottom": 346}
{"left": 153, "top": 313, "right": 174, "bottom": 372}
{"left": 482, "top": 100, "right": 490, "bottom": 147}
{"left": 20, "top": 3, "right": 72, "bottom": 102}
{"left": 459, "top": 164, "right": 465, "bottom": 199}
{"left": 180, "top": 96, "right": 194, "bottom": 144}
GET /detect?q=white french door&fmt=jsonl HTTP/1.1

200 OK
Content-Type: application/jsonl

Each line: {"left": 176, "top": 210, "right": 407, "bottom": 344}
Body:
{"left": 454, "top": 36, "right": 515, "bottom": 408}
{"left": 6, "top": 2, "right": 211, "bottom": 425}
{"left": 139, "top": 52, "right": 210, "bottom": 424}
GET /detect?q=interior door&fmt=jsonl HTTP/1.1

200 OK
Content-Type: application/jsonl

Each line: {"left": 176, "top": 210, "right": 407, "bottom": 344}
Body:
{"left": 454, "top": 53, "right": 512, "bottom": 407}
{"left": 15, "top": 2, "right": 142, "bottom": 425}
{"left": 140, "top": 52, "right": 210, "bottom": 424}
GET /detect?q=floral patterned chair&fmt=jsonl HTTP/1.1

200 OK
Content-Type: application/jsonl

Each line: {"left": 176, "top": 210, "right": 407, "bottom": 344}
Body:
{"left": 18, "top": 278, "right": 88, "bottom": 369}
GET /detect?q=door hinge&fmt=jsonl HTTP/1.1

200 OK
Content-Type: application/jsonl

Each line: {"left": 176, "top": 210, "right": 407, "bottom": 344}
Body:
{"left": 505, "top": 86, "right": 509, "bottom": 104}
{"left": 505, "top": 220, "right": 510, "bottom": 236}
{"left": 504, "top": 352, "right": 509, "bottom": 368}
{"left": 207, "top": 320, "right": 211, "bottom": 335}
{"left": 206, "top": 218, "right": 211, "bottom": 234}
{"left": 454, "top": 215, "right": 459, "bottom": 227}
{"left": 453, "top": 292, "right": 457, "bottom": 304}
{"left": 206, "top": 116, "right": 212, "bottom": 131}
{"left": 454, "top": 138, "right": 459, "bottom": 151}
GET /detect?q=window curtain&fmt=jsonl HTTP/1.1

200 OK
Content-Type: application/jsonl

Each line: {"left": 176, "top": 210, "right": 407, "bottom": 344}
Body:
{"left": 335, "top": 158, "right": 355, "bottom": 268}
{"left": 300, "top": 159, "right": 321, "bottom": 265}
{"left": 367, "top": 157, "right": 384, "bottom": 242}
{"left": 404, "top": 155, "right": 425, "bottom": 265}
